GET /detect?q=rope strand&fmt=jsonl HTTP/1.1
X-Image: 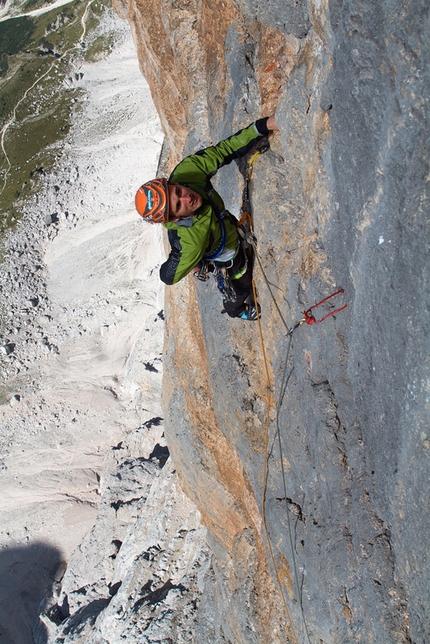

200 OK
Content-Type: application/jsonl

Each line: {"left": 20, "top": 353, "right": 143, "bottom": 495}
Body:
{"left": 241, "top": 149, "right": 345, "bottom": 643}
{"left": 243, "top": 150, "right": 310, "bottom": 643}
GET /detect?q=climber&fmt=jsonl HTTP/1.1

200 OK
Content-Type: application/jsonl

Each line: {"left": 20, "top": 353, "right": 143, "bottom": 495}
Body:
{"left": 135, "top": 114, "right": 279, "bottom": 320}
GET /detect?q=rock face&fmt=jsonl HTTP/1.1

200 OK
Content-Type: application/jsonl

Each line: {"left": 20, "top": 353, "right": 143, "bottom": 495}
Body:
{"left": 42, "top": 435, "right": 209, "bottom": 644}
{"left": 38, "top": 0, "right": 428, "bottom": 642}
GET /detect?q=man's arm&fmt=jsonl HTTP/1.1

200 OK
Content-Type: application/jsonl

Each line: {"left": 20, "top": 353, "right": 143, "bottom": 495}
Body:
{"left": 170, "top": 117, "right": 277, "bottom": 185}
{"left": 160, "top": 220, "right": 213, "bottom": 285}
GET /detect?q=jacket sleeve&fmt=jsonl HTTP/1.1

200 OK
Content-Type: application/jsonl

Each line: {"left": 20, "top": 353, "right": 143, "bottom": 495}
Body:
{"left": 159, "top": 229, "right": 183, "bottom": 285}
{"left": 160, "top": 222, "right": 211, "bottom": 285}
{"left": 170, "top": 118, "right": 270, "bottom": 185}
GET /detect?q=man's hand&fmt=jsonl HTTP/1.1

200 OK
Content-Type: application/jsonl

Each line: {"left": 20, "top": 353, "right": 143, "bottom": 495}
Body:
{"left": 266, "top": 114, "right": 279, "bottom": 131}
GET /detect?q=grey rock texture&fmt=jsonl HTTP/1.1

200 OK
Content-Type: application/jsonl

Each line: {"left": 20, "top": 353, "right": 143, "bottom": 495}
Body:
{"left": 231, "top": 0, "right": 311, "bottom": 38}
{"left": 43, "top": 435, "right": 210, "bottom": 644}
{"left": 136, "top": 0, "right": 428, "bottom": 641}
{"left": 44, "top": 0, "right": 429, "bottom": 642}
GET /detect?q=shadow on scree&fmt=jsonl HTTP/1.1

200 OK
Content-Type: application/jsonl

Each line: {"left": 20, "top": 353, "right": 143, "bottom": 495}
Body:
{"left": 0, "top": 541, "right": 64, "bottom": 644}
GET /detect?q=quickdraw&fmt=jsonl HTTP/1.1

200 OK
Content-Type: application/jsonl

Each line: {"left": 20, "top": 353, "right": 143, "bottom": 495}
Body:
{"left": 237, "top": 145, "right": 269, "bottom": 258}
{"left": 194, "top": 258, "right": 238, "bottom": 301}
{"left": 240, "top": 143, "right": 270, "bottom": 225}
{"left": 214, "top": 265, "right": 237, "bottom": 302}
{"left": 195, "top": 262, "right": 210, "bottom": 282}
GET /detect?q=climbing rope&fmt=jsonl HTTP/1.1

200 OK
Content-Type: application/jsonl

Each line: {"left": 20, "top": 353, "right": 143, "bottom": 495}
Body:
{"left": 242, "top": 148, "right": 347, "bottom": 644}
{"left": 251, "top": 277, "right": 302, "bottom": 644}
{"left": 243, "top": 150, "right": 302, "bottom": 643}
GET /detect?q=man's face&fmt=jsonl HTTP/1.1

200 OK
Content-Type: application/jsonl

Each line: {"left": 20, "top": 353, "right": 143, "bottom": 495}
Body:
{"left": 167, "top": 182, "right": 203, "bottom": 221}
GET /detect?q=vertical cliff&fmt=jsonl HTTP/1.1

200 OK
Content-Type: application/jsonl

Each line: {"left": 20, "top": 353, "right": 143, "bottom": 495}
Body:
{"left": 41, "top": 0, "right": 428, "bottom": 641}
{"left": 107, "top": 0, "right": 428, "bottom": 642}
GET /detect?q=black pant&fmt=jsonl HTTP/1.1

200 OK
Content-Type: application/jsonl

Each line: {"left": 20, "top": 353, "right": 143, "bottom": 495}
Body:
{"left": 222, "top": 245, "right": 254, "bottom": 318}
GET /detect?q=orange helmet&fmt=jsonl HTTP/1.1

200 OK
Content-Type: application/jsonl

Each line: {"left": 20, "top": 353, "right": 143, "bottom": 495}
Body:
{"left": 135, "top": 178, "right": 169, "bottom": 223}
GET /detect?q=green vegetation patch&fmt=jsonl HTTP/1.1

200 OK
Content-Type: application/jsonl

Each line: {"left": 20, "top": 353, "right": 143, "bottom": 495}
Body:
{"left": 1, "top": 82, "right": 81, "bottom": 231}
{"left": 0, "top": 17, "right": 36, "bottom": 56}
{"left": 0, "top": 54, "right": 53, "bottom": 127}
{"left": 0, "top": 0, "right": 118, "bottom": 232}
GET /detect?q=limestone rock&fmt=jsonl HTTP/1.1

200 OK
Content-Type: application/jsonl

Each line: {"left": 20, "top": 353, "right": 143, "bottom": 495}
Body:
{"left": 43, "top": 450, "right": 209, "bottom": 644}
{"left": 115, "top": 0, "right": 428, "bottom": 641}
{"left": 32, "top": 0, "right": 429, "bottom": 642}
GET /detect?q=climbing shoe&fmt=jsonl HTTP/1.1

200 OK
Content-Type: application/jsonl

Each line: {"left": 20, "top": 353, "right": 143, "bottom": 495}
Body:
{"left": 239, "top": 303, "right": 261, "bottom": 321}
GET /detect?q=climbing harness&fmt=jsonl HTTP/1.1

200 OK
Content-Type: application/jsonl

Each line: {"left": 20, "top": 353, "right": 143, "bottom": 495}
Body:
{"left": 241, "top": 143, "right": 270, "bottom": 217}
{"left": 195, "top": 255, "right": 238, "bottom": 302}
{"left": 203, "top": 208, "right": 227, "bottom": 261}
{"left": 195, "top": 187, "right": 238, "bottom": 299}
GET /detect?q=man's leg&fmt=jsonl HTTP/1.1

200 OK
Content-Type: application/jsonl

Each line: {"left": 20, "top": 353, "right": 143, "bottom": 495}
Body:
{"left": 223, "top": 277, "right": 252, "bottom": 317}
{"left": 223, "top": 247, "right": 255, "bottom": 318}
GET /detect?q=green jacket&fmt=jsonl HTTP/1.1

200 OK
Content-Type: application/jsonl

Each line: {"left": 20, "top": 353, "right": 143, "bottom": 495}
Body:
{"left": 160, "top": 118, "right": 270, "bottom": 285}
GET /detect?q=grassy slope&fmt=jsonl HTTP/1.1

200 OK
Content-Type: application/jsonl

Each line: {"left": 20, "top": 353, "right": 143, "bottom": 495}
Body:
{"left": 0, "top": 0, "right": 117, "bottom": 232}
